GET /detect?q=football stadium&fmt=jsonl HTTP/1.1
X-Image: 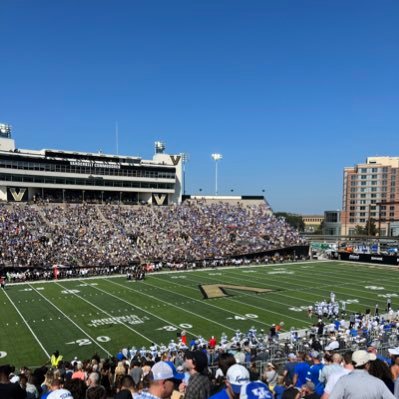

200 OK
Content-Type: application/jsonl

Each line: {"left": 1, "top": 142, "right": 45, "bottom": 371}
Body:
{"left": 2, "top": 125, "right": 399, "bottom": 399}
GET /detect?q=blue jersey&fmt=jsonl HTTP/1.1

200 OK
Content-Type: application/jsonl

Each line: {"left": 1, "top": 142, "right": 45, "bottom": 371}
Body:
{"left": 294, "top": 362, "right": 310, "bottom": 388}
{"left": 209, "top": 389, "right": 230, "bottom": 399}
{"left": 307, "top": 363, "right": 324, "bottom": 395}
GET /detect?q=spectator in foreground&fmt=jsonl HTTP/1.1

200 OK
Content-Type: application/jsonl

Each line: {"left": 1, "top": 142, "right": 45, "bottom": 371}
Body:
{"left": 114, "top": 375, "right": 137, "bottom": 399}
{"left": 293, "top": 352, "right": 310, "bottom": 390}
{"left": 181, "top": 351, "right": 211, "bottom": 399}
{"left": 137, "top": 361, "right": 182, "bottom": 399}
{"left": 86, "top": 372, "right": 106, "bottom": 398}
{"left": 274, "top": 375, "right": 285, "bottom": 399}
{"left": 46, "top": 379, "right": 73, "bottom": 399}
{"left": 0, "top": 364, "right": 26, "bottom": 399}
{"left": 321, "top": 351, "right": 353, "bottom": 399}
{"left": 300, "top": 381, "right": 320, "bottom": 399}
{"left": 368, "top": 359, "right": 395, "bottom": 393}
{"left": 240, "top": 380, "right": 273, "bottom": 399}
{"left": 209, "top": 364, "right": 250, "bottom": 399}
{"left": 283, "top": 354, "right": 297, "bottom": 381}
{"left": 281, "top": 376, "right": 300, "bottom": 399}
{"left": 64, "top": 378, "right": 87, "bottom": 399}
{"left": 329, "top": 350, "right": 395, "bottom": 399}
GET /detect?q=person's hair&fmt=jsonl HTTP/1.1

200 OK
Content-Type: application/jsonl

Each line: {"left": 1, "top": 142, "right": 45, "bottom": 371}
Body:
{"left": 343, "top": 351, "right": 353, "bottom": 366}
{"left": 324, "top": 353, "right": 333, "bottom": 363}
{"left": 120, "top": 375, "right": 135, "bottom": 389}
{"left": 19, "top": 374, "right": 28, "bottom": 386}
{"left": 51, "top": 378, "right": 62, "bottom": 389}
{"left": 0, "top": 365, "right": 12, "bottom": 377}
{"left": 368, "top": 359, "right": 393, "bottom": 382}
{"left": 86, "top": 385, "right": 107, "bottom": 399}
{"left": 88, "top": 372, "right": 99, "bottom": 385}
{"left": 44, "top": 370, "right": 55, "bottom": 386}
{"left": 185, "top": 351, "right": 209, "bottom": 374}
{"left": 353, "top": 364, "right": 367, "bottom": 370}
{"left": 142, "top": 372, "right": 152, "bottom": 389}
{"left": 332, "top": 353, "right": 342, "bottom": 364}
{"left": 217, "top": 353, "right": 236, "bottom": 376}
{"left": 64, "top": 378, "right": 87, "bottom": 399}
{"left": 297, "top": 352, "right": 306, "bottom": 361}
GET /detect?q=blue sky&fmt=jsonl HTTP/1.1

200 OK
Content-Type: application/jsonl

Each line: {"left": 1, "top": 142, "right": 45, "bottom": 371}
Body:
{"left": 1, "top": 0, "right": 398, "bottom": 213}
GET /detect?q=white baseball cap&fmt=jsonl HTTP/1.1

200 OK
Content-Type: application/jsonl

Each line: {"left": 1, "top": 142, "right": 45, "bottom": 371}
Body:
{"left": 352, "top": 350, "right": 376, "bottom": 367}
{"left": 151, "top": 361, "right": 181, "bottom": 381}
{"left": 226, "top": 364, "right": 250, "bottom": 393}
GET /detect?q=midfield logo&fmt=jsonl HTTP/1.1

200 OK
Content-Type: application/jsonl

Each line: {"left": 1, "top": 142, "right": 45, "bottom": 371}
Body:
{"left": 199, "top": 284, "right": 272, "bottom": 299}
{"left": 9, "top": 188, "right": 26, "bottom": 202}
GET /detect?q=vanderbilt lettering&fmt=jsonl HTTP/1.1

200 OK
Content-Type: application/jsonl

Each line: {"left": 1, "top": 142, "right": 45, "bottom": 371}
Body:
{"left": 170, "top": 155, "right": 181, "bottom": 166}
{"left": 153, "top": 194, "right": 167, "bottom": 206}
{"left": 9, "top": 188, "right": 26, "bottom": 202}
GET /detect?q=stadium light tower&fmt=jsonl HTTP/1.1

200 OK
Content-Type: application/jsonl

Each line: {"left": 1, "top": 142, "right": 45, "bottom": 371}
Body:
{"left": 211, "top": 153, "right": 223, "bottom": 196}
{"left": 154, "top": 141, "right": 166, "bottom": 154}
{"left": 180, "top": 153, "right": 189, "bottom": 195}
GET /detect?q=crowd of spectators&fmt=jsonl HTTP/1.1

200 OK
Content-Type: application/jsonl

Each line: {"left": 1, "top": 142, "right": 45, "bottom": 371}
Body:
{"left": 2, "top": 340, "right": 399, "bottom": 399}
{"left": 0, "top": 201, "right": 307, "bottom": 269}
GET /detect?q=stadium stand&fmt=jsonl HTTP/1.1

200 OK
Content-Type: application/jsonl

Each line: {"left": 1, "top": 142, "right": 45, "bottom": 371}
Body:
{"left": 0, "top": 201, "right": 307, "bottom": 269}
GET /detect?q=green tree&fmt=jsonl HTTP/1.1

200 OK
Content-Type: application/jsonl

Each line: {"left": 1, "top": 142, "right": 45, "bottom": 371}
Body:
{"left": 274, "top": 212, "right": 305, "bottom": 232}
{"left": 365, "top": 218, "right": 378, "bottom": 236}
{"left": 354, "top": 225, "right": 366, "bottom": 235}
{"left": 314, "top": 220, "right": 325, "bottom": 235}
{"left": 354, "top": 218, "right": 377, "bottom": 236}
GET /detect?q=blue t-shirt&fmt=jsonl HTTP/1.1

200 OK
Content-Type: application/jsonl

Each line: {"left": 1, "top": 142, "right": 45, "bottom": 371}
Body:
{"left": 284, "top": 362, "right": 297, "bottom": 380}
{"left": 294, "top": 362, "right": 310, "bottom": 388}
{"left": 209, "top": 388, "right": 230, "bottom": 399}
{"left": 307, "top": 363, "right": 324, "bottom": 395}
{"left": 274, "top": 385, "right": 285, "bottom": 399}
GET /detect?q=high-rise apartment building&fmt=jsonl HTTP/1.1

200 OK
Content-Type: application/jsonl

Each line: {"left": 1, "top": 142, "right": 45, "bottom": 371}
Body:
{"left": 342, "top": 157, "right": 399, "bottom": 236}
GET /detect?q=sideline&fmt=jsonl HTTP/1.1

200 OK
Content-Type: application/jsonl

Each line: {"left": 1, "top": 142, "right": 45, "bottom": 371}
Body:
{"left": 7, "top": 260, "right": 325, "bottom": 286}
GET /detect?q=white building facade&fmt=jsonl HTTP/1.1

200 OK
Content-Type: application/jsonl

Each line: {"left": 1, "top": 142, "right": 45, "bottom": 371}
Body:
{"left": 0, "top": 125, "right": 183, "bottom": 205}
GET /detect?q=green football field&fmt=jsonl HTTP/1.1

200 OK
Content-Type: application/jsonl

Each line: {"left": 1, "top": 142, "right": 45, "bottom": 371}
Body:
{"left": 1, "top": 260, "right": 398, "bottom": 368}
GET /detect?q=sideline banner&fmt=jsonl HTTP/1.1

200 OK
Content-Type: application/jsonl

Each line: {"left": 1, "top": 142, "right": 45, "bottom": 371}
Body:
{"left": 340, "top": 252, "right": 399, "bottom": 265}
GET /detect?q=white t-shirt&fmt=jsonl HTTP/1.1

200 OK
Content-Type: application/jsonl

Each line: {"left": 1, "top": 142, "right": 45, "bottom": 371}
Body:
{"left": 47, "top": 389, "right": 73, "bottom": 399}
{"left": 324, "top": 368, "right": 351, "bottom": 394}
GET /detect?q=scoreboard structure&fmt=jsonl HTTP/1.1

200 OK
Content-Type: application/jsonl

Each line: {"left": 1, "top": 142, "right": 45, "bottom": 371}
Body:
{"left": 0, "top": 125, "right": 182, "bottom": 205}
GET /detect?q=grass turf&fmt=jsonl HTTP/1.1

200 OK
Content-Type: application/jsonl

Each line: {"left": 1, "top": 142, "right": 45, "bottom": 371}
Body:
{"left": 1, "top": 260, "right": 398, "bottom": 368}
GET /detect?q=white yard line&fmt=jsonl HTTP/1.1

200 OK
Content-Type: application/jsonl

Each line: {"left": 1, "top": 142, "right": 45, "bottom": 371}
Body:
{"left": 223, "top": 269, "right": 382, "bottom": 308}
{"left": 1, "top": 288, "right": 50, "bottom": 358}
{"left": 76, "top": 279, "right": 206, "bottom": 337}
{"left": 106, "top": 278, "right": 234, "bottom": 333}
{"left": 27, "top": 284, "right": 112, "bottom": 357}
{"left": 220, "top": 266, "right": 390, "bottom": 306}
{"left": 54, "top": 281, "right": 154, "bottom": 344}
